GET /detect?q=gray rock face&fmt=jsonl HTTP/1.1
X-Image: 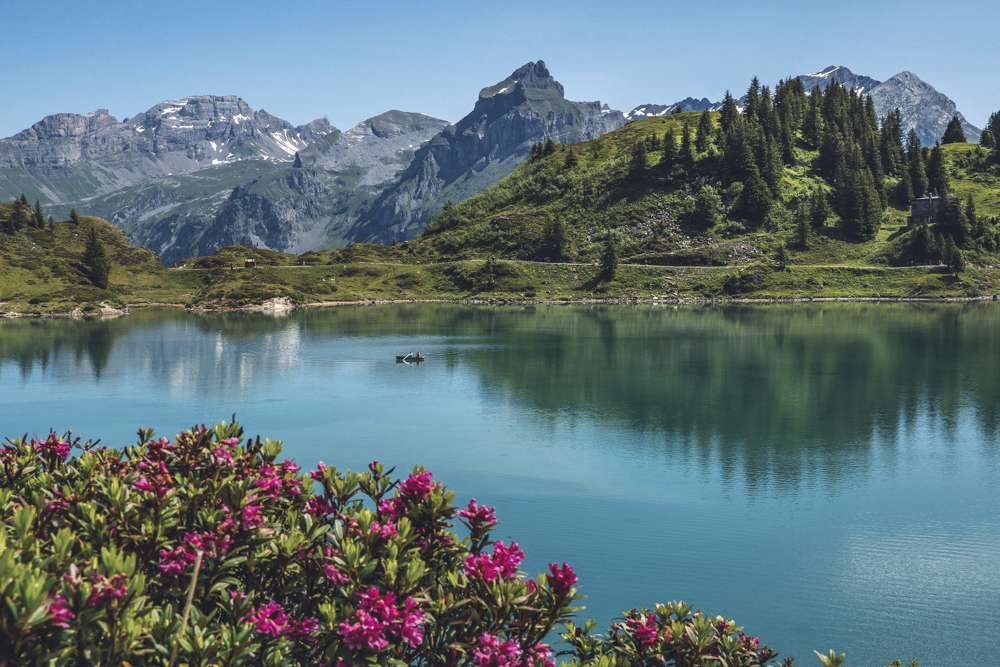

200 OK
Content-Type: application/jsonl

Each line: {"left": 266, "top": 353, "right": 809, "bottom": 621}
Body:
{"left": 867, "top": 71, "right": 980, "bottom": 146}
{"left": 0, "top": 95, "right": 335, "bottom": 203}
{"left": 798, "top": 65, "right": 881, "bottom": 95}
{"left": 354, "top": 61, "right": 625, "bottom": 243}
{"left": 82, "top": 110, "right": 450, "bottom": 265}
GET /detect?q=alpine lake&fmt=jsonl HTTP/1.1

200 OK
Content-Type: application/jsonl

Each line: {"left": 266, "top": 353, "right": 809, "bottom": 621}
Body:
{"left": 3, "top": 303, "right": 998, "bottom": 666}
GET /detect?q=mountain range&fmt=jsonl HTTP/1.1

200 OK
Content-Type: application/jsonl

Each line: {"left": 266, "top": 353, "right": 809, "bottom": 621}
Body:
{"left": 0, "top": 62, "right": 985, "bottom": 264}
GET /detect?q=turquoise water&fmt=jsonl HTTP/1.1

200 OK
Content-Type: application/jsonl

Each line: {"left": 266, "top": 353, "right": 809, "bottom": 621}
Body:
{"left": 2, "top": 304, "right": 999, "bottom": 665}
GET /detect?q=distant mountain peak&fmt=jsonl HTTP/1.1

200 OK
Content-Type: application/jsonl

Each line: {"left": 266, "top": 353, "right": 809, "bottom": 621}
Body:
{"left": 479, "top": 60, "right": 564, "bottom": 100}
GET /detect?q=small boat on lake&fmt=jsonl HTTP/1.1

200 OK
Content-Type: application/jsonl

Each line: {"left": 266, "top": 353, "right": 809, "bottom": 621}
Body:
{"left": 396, "top": 353, "right": 425, "bottom": 362}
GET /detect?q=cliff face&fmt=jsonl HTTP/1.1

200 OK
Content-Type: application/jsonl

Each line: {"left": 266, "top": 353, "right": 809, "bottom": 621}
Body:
{"left": 354, "top": 61, "right": 624, "bottom": 244}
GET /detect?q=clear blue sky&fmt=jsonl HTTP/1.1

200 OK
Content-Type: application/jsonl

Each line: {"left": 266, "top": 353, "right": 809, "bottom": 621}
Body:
{"left": 3, "top": 0, "right": 997, "bottom": 138}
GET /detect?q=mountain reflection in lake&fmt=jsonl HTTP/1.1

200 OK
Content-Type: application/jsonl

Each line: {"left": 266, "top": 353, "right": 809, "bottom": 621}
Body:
{"left": 2, "top": 304, "right": 998, "bottom": 666}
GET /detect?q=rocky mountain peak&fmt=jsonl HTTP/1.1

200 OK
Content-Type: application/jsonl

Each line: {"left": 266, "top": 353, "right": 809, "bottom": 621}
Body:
{"left": 798, "top": 65, "right": 881, "bottom": 94}
{"left": 479, "top": 60, "right": 565, "bottom": 101}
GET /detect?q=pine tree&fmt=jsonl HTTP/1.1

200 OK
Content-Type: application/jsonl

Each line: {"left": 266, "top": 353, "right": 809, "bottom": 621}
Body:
{"left": 679, "top": 122, "right": 694, "bottom": 168}
{"left": 744, "top": 77, "right": 761, "bottom": 121}
{"left": 70, "top": 209, "right": 81, "bottom": 225}
{"left": 600, "top": 232, "right": 618, "bottom": 280}
{"left": 951, "top": 247, "right": 964, "bottom": 275}
{"left": 83, "top": 226, "right": 112, "bottom": 289}
{"left": 563, "top": 149, "right": 578, "bottom": 169}
{"left": 892, "top": 165, "right": 914, "bottom": 207}
{"left": 719, "top": 91, "right": 738, "bottom": 135}
{"left": 738, "top": 165, "right": 772, "bottom": 227}
{"left": 628, "top": 140, "right": 648, "bottom": 179}
{"left": 942, "top": 116, "right": 967, "bottom": 144}
{"left": 774, "top": 242, "right": 789, "bottom": 270}
{"left": 660, "top": 128, "right": 677, "bottom": 168}
{"left": 967, "top": 193, "right": 981, "bottom": 239}
{"left": 530, "top": 142, "right": 542, "bottom": 162}
{"left": 545, "top": 217, "right": 568, "bottom": 261}
{"left": 926, "top": 145, "right": 948, "bottom": 196}
{"left": 794, "top": 201, "right": 811, "bottom": 249}
{"left": 942, "top": 234, "right": 956, "bottom": 267}
{"left": 691, "top": 185, "right": 722, "bottom": 230}
{"left": 695, "top": 110, "right": 713, "bottom": 153}
{"left": 981, "top": 130, "right": 996, "bottom": 149}
{"left": 293, "top": 152, "right": 303, "bottom": 168}
{"left": 543, "top": 138, "right": 556, "bottom": 156}
{"left": 33, "top": 201, "right": 45, "bottom": 228}
{"left": 906, "top": 130, "right": 928, "bottom": 198}
{"left": 11, "top": 197, "right": 29, "bottom": 231}
{"left": 937, "top": 197, "right": 969, "bottom": 247}
{"left": 811, "top": 188, "right": 830, "bottom": 229}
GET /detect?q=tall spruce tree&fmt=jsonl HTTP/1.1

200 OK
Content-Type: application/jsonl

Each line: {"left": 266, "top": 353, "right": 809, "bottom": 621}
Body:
{"left": 33, "top": 201, "right": 45, "bottom": 228}
{"left": 83, "top": 226, "right": 112, "bottom": 289}
{"left": 679, "top": 122, "right": 695, "bottom": 168}
{"left": 600, "top": 232, "right": 618, "bottom": 280}
{"left": 719, "top": 91, "right": 738, "bottom": 135}
{"left": 695, "top": 110, "right": 713, "bottom": 153}
{"left": 691, "top": 185, "right": 722, "bottom": 230}
{"left": 926, "top": 145, "right": 948, "bottom": 197}
{"left": 941, "top": 116, "right": 967, "bottom": 144}
{"left": 628, "top": 140, "right": 648, "bottom": 179}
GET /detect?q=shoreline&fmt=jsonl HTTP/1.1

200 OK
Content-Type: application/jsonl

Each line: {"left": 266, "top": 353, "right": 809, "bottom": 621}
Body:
{"left": 4, "top": 293, "right": 1000, "bottom": 319}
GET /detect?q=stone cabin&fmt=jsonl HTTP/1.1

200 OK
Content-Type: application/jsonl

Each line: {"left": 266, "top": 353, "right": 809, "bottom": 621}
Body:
{"left": 908, "top": 196, "right": 954, "bottom": 226}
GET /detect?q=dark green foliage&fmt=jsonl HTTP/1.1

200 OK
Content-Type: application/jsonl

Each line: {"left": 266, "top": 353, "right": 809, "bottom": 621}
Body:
{"left": 544, "top": 216, "right": 568, "bottom": 261}
{"left": 600, "top": 232, "right": 618, "bottom": 280}
{"left": 980, "top": 129, "right": 996, "bottom": 149}
{"left": 69, "top": 209, "right": 81, "bottom": 225}
{"left": 544, "top": 138, "right": 556, "bottom": 156}
{"left": 942, "top": 233, "right": 956, "bottom": 267}
{"left": 690, "top": 185, "right": 722, "bottom": 230}
{"left": 628, "top": 140, "right": 648, "bottom": 179}
{"left": 83, "top": 226, "right": 112, "bottom": 289}
{"left": 942, "top": 116, "right": 967, "bottom": 144}
{"left": 9, "top": 195, "right": 30, "bottom": 232}
{"left": 292, "top": 151, "right": 303, "bottom": 168}
{"left": 985, "top": 111, "right": 1000, "bottom": 150}
{"left": 737, "top": 166, "right": 772, "bottom": 226}
{"left": 719, "top": 91, "right": 738, "bottom": 135}
{"left": 679, "top": 122, "right": 694, "bottom": 167}
{"left": 892, "top": 166, "right": 914, "bottom": 207}
{"left": 811, "top": 189, "right": 831, "bottom": 229}
{"left": 774, "top": 241, "right": 789, "bottom": 270}
{"left": 661, "top": 128, "right": 678, "bottom": 166}
{"left": 951, "top": 247, "right": 964, "bottom": 274}
{"left": 695, "top": 110, "right": 713, "bottom": 153}
{"left": 794, "top": 201, "right": 810, "bottom": 249}
{"left": 926, "top": 145, "right": 949, "bottom": 196}
{"left": 907, "top": 130, "right": 929, "bottom": 198}
{"left": 33, "top": 201, "right": 45, "bottom": 229}
{"left": 937, "top": 197, "right": 969, "bottom": 247}
{"left": 563, "top": 149, "right": 578, "bottom": 169}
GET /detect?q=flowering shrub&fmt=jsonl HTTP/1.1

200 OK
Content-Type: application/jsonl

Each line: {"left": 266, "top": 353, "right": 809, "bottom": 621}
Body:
{"left": 0, "top": 421, "right": 888, "bottom": 665}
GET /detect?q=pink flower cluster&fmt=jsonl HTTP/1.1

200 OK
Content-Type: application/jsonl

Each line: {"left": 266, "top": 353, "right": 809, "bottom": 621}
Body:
{"left": 89, "top": 573, "right": 128, "bottom": 607}
{"left": 158, "top": 529, "right": 234, "bottom": 575}
{"left": 547, "top": 562, "right": 578, "bottom": 597}
{"left": 397, "top": 470, "right": 439, "bottom": 501}
{"left": 306, "top": 496, "right": 333, "bottom": 516}
{"left": 624, "top": 614, "right": 664, "bottom": 650}
{"left": 464, "top": 541, "right": 525, "bottom": 582}
{"left": 254, "top": 462, "right": 301, "bottom": 498}
{"left": 471, "top": 633, "right": 555, "bottom": 667}
{"left": 458, "top": 498, "right": 497, "bottom": 529}
{"left": 47, "top": 594, "right": 75, "bottom": 628}
{"left": 337, "top": 586, "right": 425, "bottom": 652}
{"left": 35, "top": 433, "right": 71, "bottom": 461}
{"left": 243, "top": 600, "right": 318, "bottom": 642}
{"left": 369, "top": 519, "right": 398, "bottom": 541}
{"left": 739, "top": 632, "right": 760, "bottom": 651}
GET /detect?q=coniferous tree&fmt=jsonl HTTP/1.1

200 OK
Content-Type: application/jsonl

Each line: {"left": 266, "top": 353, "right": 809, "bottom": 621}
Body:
{"left": 600, "top": 232, "right": 618, "bottom": 280}
{"left": 691, "top": 185, "right": 722, "bottom": 230}
{"left": 628, "top": 140, "right": 648, "bottom": 179}
{"left": 543, "top": 138, "right": 556, "bottom": 156}
{"left": 794, "top": 201, "right": 811, "bottom": 249}
{"left": 545, "top": 217, "right": 567, "bottom": 261}
{"left": 292, "top": 152, "right": 303, "bottom": 168}
{"left": 744, "top": 77, "right": 761, "bottom": 122}
{"left": 530, "top": 142, "right": 542, "bottom": 162}
{"left": 981, "top": 130, "right": 996, "bottom": 149}
{"left": 942, "top": 116, "right": 967, "bottom": 144}
{"left": 719, "top": 91, "right": 738, "bottom": 135}
{"left": 695, "top": 110, "right": 713, "bottom": 153}
{"left": 11, "top": 197, "right": 29, "bottom": 231}
{"left": 926, "top": 145, "right": 948, "bottom": 196}
{"left": 661, "top": 128, "right": 678, "bottom": 167}
{"left": 33, "top": 201, "right": 45, "bottom": 228}
{"left": 802, "top": 86, "right": 824, "bottom": 149}
{"left": 70, "top": 209, "right": 81, "bottom": 225}
{"left": 951, "top": 247, "right": 964, "bottom": 275}
{"left": 811, "top": 188, "right": 831, "bottom": 229}
{"left": 679, "top": 122, "right": 695, "bottom": 168}
{"left": 906, "top": 130, "right": 929, "bottom": 198}
{"left": 941, "top": 234, "right": 956, "bottom": 267}
{"left": 563, "top": 149, "right": 578, "bottom": 169}
{"left": 937, "top": 197, "right": 969, "bottom": 247}
{"left": 892, "top": 165, "right": 914, "bottom": 207}
{"left": 738, "top": 164, "right": 772, "bottom": 227}
{"left": 879, "top": 108, "right": 905, "bottom": 176}
{"left": 83, "top": 226, "right": 112, "bottom": 289}
{"left": 966, "top": 193, "right": 981, "bottom": 239}
{"left": 774, "top": 242, "right": 789, "bottom": 270}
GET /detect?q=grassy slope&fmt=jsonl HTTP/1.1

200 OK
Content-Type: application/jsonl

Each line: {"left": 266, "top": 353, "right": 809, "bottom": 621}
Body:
{"left": 4, "top": 119, "right": 1000, "bottom": 312}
